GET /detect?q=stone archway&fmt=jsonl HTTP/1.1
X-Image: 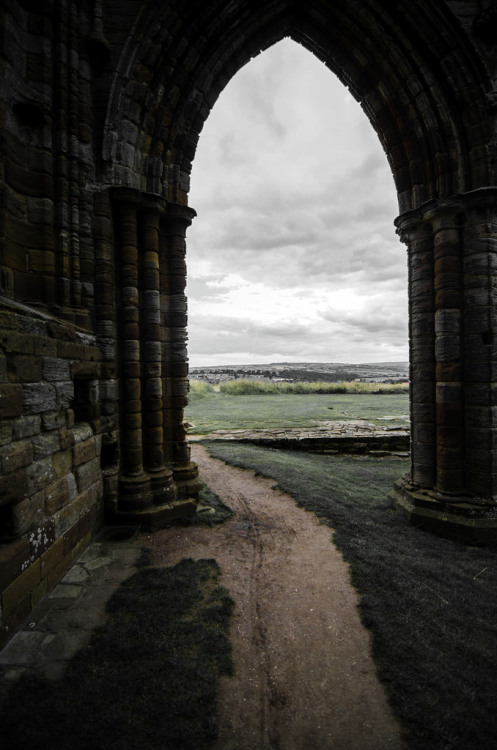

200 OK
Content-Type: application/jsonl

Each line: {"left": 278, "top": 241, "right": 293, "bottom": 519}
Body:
{"left": 101, "top": 1, "right": 497, "bottom": 540}
{"left": 4, "top": 0, "right": 497, "bottom": 647}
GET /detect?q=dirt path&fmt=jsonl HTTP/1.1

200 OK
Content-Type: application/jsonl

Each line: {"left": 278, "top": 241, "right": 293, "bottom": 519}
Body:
{"left": 140, "top": 444, "right": 407, "bottom": 749}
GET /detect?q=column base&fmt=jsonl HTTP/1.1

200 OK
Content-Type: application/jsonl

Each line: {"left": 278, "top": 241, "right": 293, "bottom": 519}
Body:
{"left": 111, "top": 497, "right": 197, "bottom": 531}
{"left": 390, "top": 476, "right": 497, "bottom": 544}
{"left": 116, "top": 468, "right": 197, "bottom": 529}
{"left": 118, "top": 473, "right": 154, "bottom": 511}
{"left": 173, "top": 461, "right": 202, "bottom": 499}
{"left": 149, "top": 468, "right": 177, "bottom": 505}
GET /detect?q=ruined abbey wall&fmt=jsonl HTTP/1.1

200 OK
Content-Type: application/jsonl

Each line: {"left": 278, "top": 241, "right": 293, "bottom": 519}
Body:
{"left": 1, "top": 0, "right": 497, "bottom": 643}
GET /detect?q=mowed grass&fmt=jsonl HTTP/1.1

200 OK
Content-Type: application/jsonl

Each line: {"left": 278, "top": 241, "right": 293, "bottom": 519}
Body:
{"left": 185, "top": 390, "right": 410, "bottom": 434}
{"left": 203, "top": 440, "right": 497, "bottom": 750}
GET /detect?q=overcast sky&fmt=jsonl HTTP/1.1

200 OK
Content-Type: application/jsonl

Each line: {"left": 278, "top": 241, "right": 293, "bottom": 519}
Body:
{"left": 186, "top": 38, "right": 408, "bottom": 368}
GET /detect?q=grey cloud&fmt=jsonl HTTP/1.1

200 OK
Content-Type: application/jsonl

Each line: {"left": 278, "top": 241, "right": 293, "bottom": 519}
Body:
{"left": 188, "top": 310, "right": 407, "bottom": 365}
{"left": 185, "top": 39, "right": 408, "bottom": 366}
{"left": 188, "top": 315, "right": 320, "bottom": 359}
{"left": 322, "top": 302, "right": 407, "bottom": 338}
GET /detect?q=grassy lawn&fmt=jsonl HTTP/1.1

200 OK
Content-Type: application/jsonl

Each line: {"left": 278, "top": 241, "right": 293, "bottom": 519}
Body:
{"left": 203, "top": 440, "right": 497, "bottom": 750}
{"left": 185, "top": 391, "right": 410, "bottom": 434}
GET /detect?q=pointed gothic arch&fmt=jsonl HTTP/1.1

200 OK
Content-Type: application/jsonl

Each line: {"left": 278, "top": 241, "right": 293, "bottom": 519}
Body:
{"left": 100, "top": 0, "right": 497, "bottom": 539}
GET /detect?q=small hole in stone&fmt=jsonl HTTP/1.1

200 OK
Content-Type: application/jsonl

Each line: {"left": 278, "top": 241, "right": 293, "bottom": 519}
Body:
{"left": 101, "top": 439, "right": 119, "bottom": 469}
{"left": 482, "top": 330, "right": 494, "bottom": 346}
{"left": 98, "top": 526, "right": 139, "bottom": 543}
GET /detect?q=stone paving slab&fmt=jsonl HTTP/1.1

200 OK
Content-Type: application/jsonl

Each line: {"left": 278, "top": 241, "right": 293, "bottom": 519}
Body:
{"left": 0, "top": 529, "right": 142, "bottom": 704}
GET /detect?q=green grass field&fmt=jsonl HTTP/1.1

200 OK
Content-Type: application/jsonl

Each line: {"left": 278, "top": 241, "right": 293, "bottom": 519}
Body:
{"left": 185, "top": 390, "right": 410, "bottom": 434}
{"left": 203, "top": 441, "right": 497, "bottom": 750}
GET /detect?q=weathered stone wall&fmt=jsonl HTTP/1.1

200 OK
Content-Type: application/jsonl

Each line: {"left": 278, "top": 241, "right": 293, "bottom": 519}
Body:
{"left": 0, "top": 1, "right": 110, "bottom": 644}
{"left": 1, "top": 0, "right": 497, "bottom": 640}
{"left": 0, "top": 300, "right": 103, "bottom": 643}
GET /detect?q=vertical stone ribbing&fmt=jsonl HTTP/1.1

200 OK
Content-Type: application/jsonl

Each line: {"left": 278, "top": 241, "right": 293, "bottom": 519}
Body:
{"left": 77, "top": 2, "right": 95, "bottom": 327}
{"left": 429, "top": 206, "right": 465, "bottom": 495}
{"left": 68, "top": 1, "right": 81, "bottom": 309}
{"left": 53, "top": 0, "right": 71, "bottom": 308}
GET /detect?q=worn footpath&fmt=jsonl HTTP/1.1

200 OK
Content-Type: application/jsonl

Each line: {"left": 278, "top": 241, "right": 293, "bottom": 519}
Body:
{"left": 144, "top": 444, "right": 407, "bottom": 749}
{"left": 0, "top": 442, "right": 407, "bottom": 749}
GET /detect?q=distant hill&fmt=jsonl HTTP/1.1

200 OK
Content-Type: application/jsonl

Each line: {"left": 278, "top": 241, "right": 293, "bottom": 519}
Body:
{"left": 190, "top": 361, "right": 409, "bottom": 384}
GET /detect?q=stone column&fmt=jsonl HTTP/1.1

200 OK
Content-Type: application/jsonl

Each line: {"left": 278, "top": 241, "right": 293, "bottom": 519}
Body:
{"left": 428, "top": 204, "right": 465, "bottom": 496}
{"left": 115, "top": 200, "right": 153, "bottom": 510}
{"left": 140, "top": 208, "right": 176, "bottom": 505}
{"left": 159, "top": 205, "right": 201, "bottom": 499}
{"left": 398, "top": 214, "right": 436, "bottom": 489}
{"left": 392, "top": 190, "right": 497, "bottom": 542}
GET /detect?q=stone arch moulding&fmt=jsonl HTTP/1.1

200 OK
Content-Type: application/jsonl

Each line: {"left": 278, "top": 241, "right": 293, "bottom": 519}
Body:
{"left": 101, "top": 0, "right": 497, "bottom": 541}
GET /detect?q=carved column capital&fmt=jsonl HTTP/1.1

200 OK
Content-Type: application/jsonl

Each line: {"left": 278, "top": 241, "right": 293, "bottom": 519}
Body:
{"left": 163, "top": 203, "right": 197, "bottom": 236}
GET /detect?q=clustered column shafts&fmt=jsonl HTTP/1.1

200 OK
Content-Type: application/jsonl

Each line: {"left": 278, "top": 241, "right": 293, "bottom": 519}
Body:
{"left": 113, "top": 191, "right": 198, "bottom": 518}
{"left": 52, "top": 0, "right": 93, "bottom": 325}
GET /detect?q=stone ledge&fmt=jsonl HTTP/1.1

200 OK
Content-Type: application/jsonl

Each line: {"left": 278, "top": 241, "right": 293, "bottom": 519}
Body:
{"left": 190, "top": 420, "right": 410, "bottom": 455}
